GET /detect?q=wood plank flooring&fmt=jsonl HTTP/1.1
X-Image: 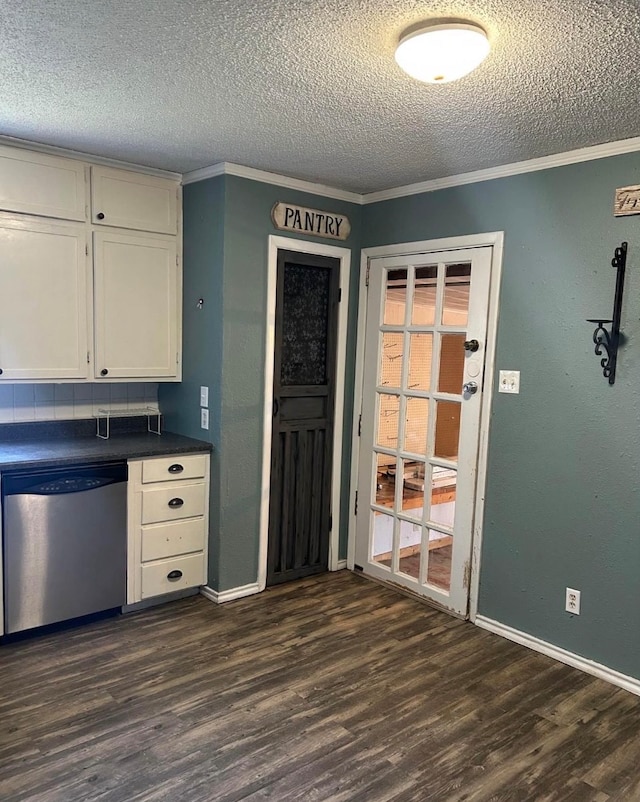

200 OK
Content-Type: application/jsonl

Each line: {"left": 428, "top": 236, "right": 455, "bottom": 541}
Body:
{"left": 1, "top": 571, "right": 639, "bottom": 801}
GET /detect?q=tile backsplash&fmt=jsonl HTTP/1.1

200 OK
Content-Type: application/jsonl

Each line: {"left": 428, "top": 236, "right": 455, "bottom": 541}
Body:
{"left": 0, "top": 383, "right": 159, "bottom": 424}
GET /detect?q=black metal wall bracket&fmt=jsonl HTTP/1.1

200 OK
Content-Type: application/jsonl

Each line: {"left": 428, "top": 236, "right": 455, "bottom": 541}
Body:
{"left": 587, "top": 241, "right": 627, "bottom": 385}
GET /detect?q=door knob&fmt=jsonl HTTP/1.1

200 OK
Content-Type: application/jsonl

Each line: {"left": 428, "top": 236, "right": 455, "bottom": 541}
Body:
{"left": 464, "top": 339, "right": 479, "bottom": 352}
{"left": 463, "top": 381, "right": 478, "bottom": 395}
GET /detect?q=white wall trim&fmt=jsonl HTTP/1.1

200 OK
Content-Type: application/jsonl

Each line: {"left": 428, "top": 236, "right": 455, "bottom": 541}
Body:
{"left": 200, "top": 582, "right": 261, "bottom": 604}
{"left": 363, "top": 136, "right": 640, "bottom": 204}
{"left": 182, "top": 161, "right": 362, "bottom": 203}
{"left": 476, "top": 615, "right": 640, "bottom": 698}
{"left": 0, "top": 134, "right": 182, "bottom": 180}
{"left": 259, "top": 236, "right": 352, "bottom": 591}
{"left": 349, "top": 232, "right": 504, "bottom": 622}
{"left": 335, "top": 559, "right": 348, "bottom": 570}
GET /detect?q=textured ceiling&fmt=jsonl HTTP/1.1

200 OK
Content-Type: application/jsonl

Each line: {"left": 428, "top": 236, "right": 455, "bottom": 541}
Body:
{"left": 1, "top": 0, "right": 639, "bottom": 193}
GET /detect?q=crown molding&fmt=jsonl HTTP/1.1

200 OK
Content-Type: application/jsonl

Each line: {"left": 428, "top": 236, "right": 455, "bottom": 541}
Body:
{"left": 182, "top": 161, "right": 363, "bottom": 203}
{"left": 363, "top": 136, "right": 640, "bottom": 204}
{"left": 0, "top": 134, "right": 182, "bottom": 180}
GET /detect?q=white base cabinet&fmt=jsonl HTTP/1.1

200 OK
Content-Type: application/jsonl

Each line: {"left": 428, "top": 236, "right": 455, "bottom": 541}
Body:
{"left": 127, "top": 453, "right": 209, "bottom": 603}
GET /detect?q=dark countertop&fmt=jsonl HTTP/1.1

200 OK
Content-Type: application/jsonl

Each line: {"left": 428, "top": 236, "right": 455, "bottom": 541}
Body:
{"left": 0, "top": 420, "right": 212, "bottom": 472}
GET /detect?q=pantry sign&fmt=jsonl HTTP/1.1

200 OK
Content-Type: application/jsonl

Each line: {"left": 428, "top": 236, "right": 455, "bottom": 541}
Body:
{"left": 271, "top": 202, "right": 351, "bottom": 241}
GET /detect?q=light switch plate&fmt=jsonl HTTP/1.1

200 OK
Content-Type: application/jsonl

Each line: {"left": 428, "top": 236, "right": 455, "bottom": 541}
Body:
{"left": 499, "top": 370, "right": 520, "bottom": 394}
{"left": 200, "top": 386, "right": 209, "bottom": 407}
{"left": 200, "top": 408, "right": 209, "bottom": 430}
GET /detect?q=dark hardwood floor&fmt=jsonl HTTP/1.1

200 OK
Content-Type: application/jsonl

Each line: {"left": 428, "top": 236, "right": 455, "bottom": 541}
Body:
{"left": 1, "top": 571, "right": 639, "bottom": 801}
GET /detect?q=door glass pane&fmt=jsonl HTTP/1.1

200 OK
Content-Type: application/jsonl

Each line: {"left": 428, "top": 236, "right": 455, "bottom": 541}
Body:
{"left": 384, "top": 268, "right": 408, "bottom": 325}
{"left": 412, "top": 265, "right": 437, "bottom": 325}
{"left": 372, "top": 512, "right": 394, "bottom": 569}
{"left": 434, "top": 400, "right": 461, "bottom": 459}
{"left": 408, "top": 333, "right": 433, "bottom": 390}
{"left": 380, "top": 332, "right": 403, "bottom": 388}
{"left": 438, "top": 334, "right": 466, "bottom": 394}
{"left": 401, "top": 458, "right": 425, "bottom": 520}
{"left": 442, "top": 264, "right": 471, "bottom": 327}
{"left": 375, "top": 453, "right": 396, "bottom": 507}
{"left": 399, "top": 520, "right": 421, "bottom": 580}
{"left": 376, "top": 393, "right": 400, "bottom": 449}
{"left": 281, "top": 263, "right": 330, "bottom": 386}
{"left": 403, "top": 396, "right": 428, "bottom": 456}
{"left": 425, "top": 466, "right": 456, "bottom": 591}
{"left": 429, "top": 467, "right": 457, "bottom": 527}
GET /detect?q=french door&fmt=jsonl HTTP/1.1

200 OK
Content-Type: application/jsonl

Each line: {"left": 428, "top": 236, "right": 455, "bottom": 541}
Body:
{"left": 354, "top": 246, "right": 492, "bottom": 616}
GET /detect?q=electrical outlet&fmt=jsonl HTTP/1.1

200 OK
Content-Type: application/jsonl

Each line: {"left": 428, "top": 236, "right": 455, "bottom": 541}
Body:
{"left": 200, "top": 408, "right": 209, "bottom": 430}
{"left": 200, "top": 386, "right": 209, "bottom": 407}
{"left": 565, "top": 587, "right": 581, "bottom": 615}
{"left": 499, "top": 370, "right": 520, "bottom": 394}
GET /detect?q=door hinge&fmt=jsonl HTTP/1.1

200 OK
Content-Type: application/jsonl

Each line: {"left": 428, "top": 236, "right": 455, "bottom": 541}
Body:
{"left": 85, "top": 244, "right": 89, "bottom": 256}
{"left": 329, "top": 514, "right": 333, "bottom": 531}
{"left": 176, "top": 255, "right": 179, "bottom": 267}
{"left": 358, "top": 413, "right": 362, "bottom": 436}
{"left": 338, "top": 287, "right": 342, "bottom": 302}
{"left": 87, "top": 351, "right": 90, "bottom": 364}
{"left": 463, "top": 560, "right": 471, "bottom": 590}
{"left": 354, "top": 491, "right": 358, "bottom": 516}
{"left": 366, "top": 263, "right": 370, "bottom": 287}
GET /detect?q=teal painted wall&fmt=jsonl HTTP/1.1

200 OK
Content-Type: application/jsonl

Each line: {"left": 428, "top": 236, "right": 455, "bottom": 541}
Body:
{"left": 363, "top": 153, "right": 640, "bottom": 679}
{"left": 162, "top": 174, "right": 361, "bottom": 591}
{"left": 160, "top": 176, "right": 225, "bottom": 587}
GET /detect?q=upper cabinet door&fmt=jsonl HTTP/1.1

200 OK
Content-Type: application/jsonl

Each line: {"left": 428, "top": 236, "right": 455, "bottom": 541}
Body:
{"left": 0, "top": 146, "right": 87, "bottom": 221}
{"left": 0, "top": 216, "right": 89, "bottom": 380}
{"left": 91, "top": 166, "right": 178, "bottom": 234}
{"left": 93, "top": 230, "right": 178, "bottom": 379}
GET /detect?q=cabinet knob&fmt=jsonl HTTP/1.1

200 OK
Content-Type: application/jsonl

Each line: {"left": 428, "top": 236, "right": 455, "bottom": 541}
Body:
{"left": 168, "top": 464, "right": 184, "bottom": 473}
{"left": 96, "top": 212, "right": 105, "bottom": 220}
{"left": 168, "top": 497, "right": 184, "bottom": 508}
{"left": 167, "top": 570, "right": 183, "bottom": 581}
{"left": 0, "top": 369, "right": 3, "bottom": 375}
{"left": 100, "top": 368, "right": 108, "bottom": 376}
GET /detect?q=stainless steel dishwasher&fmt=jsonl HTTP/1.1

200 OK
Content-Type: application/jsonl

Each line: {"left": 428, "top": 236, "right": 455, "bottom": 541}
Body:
{"left": 2, "top": 461, "right": 127, "bottom": 634}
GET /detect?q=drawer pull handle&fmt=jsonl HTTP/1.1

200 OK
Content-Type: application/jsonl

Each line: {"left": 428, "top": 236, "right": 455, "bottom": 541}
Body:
{"left": 167, "top": 570, "right": 183, "bottom": 581}
{"left": 168, "top": 463, "right": 184, "bottom": 473}
{"left": 168, "top": 497, "right": 184, "bottom": 508}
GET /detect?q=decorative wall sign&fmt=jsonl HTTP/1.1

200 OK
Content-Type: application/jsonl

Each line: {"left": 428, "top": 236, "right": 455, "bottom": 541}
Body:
{"left": 614, "top": 185, "right": 640, "bottom": 216}
{"left": 271, "top": 202, "right": 351, "bottom": 241}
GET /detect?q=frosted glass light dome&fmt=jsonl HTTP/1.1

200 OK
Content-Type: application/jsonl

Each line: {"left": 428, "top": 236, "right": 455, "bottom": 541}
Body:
{"left": 395, "top": 21, "right": 490, "bottom": 84}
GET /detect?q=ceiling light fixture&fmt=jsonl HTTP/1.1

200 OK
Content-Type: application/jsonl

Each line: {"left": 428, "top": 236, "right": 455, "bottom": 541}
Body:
{"left": 395, "top": 20, "right": 490, "bottom": 84}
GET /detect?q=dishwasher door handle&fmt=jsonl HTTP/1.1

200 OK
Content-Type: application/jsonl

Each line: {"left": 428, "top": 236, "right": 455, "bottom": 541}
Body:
{"left": 168, "top": 497, "right": 184, "bottom": 509}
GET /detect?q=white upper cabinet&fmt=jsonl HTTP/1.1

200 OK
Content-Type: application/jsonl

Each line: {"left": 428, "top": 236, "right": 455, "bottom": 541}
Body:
{"left": 93, "top": 230, "right": 178, "bottom": 379}
{"left": 0, "top": 145, "right": 87, "bottom": 221}
{"left": 91, "top": 166, "right": 178, "bottom": 234}
{"left": 0, "top": 216, "right": 89, "bottom": 380}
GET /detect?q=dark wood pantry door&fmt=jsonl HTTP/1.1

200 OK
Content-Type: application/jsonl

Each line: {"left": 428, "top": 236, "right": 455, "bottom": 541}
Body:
{"left": 267, "top": 249, "right": 340, "bottom": 586}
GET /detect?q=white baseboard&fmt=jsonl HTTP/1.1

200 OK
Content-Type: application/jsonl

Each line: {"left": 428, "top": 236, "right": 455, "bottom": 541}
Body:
{"left": 476, "top": 615, "right": 640, "bottom": 698}
{"left": 335, "top": 560, "right": 348, "bottom": 570}
{"left": 200, "top": 582, "right": 261, "bottom": 604}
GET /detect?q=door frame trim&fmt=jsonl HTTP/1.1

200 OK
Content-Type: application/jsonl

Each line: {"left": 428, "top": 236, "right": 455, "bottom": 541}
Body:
{"left": 258, "top": 235, "right": 352, "bottom": 591}
{"left": 348, "top": 232, "right": 504, "bottom": 621}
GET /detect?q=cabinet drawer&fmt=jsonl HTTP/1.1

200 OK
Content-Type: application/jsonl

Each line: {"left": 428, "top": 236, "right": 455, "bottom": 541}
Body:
{"left": 141, "top": 553, "right": 205, "bottom": 599}
{"left": 142, "top": 454, "right": 207, "bottom": 484}
{"left": 0, "top": 146, "right": 86, "bottom": 221}
{"left": 141, "top": 482, "right": 205, "bottom": 524}
{"left": 141, "top": 518, "right": 206, "bottom": 562}
{"left": 91, "top": 166, "right": 178, "bottom": 234}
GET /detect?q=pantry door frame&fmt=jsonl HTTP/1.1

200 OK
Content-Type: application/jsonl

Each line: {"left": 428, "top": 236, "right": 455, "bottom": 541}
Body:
{"left": 348, "top": 232, "right": 504, "bottom": 621}
{"left": 259, "top": 235, "right": 352, "bottom": 592}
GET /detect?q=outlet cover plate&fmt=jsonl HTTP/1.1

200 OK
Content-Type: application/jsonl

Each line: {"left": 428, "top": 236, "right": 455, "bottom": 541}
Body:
{"left": 565, "top": 587, "right": 581, "bottom": 615}
{"left": 200, "top": 408, "right": 209, "bottom": 430}
{"left": 200, "top": 386, "right": 209, "bottom": 407}
{"left": 499, "top": 370, "right": 520, "bottom": 394}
